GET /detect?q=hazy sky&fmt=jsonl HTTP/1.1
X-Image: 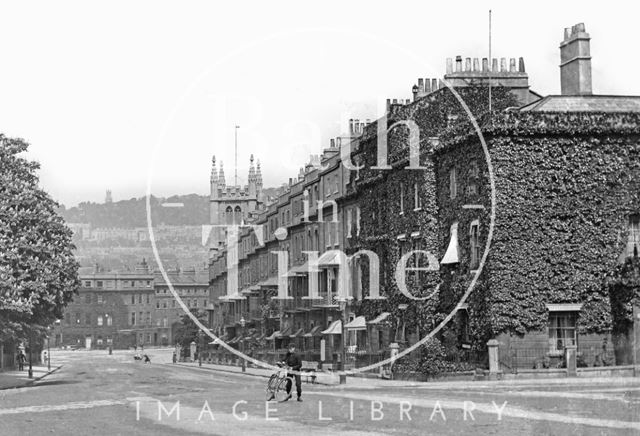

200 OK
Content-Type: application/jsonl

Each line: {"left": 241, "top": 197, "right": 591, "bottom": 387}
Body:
{"left": 1, "top": 1, "right": 638, "bottom": 207}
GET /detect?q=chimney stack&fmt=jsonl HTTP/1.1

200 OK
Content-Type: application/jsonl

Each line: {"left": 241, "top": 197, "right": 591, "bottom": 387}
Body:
{"left": 560, "top": 22, "right": 592, "bottom": 95}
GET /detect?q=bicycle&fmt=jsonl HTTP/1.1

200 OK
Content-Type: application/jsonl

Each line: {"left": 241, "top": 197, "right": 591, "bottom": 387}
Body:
{"left": 266, "top": 362, "right": 293, "bottom": 402}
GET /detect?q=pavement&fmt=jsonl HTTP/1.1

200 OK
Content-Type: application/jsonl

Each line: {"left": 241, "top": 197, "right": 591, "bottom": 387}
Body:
{"left": 0, "top": 364, "right": 62, "bottom": 390}
{"left": 1, "top": 349, "right": 639, "bottom": 435}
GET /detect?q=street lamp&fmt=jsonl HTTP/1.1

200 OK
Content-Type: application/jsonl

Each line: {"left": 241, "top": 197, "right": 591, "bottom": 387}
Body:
{"left": 46, "top": 326, "right": 51, "bottom": 371}
{"left": 28, "top": 330, "right": 33, "bottom": 379}
{"left": 338, "top": 299, "right": 347, "bottom": 385}
{"left": 198, "top": 331, "right": 203, "bottom": 367}
{"left": 240, "top": 316, "right": 246, "bottom": 373}
{"left": 105, "top": 314, "right": 112, "bottom": 355}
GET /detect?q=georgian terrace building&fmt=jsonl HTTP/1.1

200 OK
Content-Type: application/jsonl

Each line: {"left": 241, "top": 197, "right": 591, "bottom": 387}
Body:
{"left": 207, "top": 23, "right": 640, "bottom": 372}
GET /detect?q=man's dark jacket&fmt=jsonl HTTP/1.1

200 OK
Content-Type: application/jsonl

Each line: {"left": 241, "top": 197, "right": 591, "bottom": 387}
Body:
{"left": 283, "top": 351, "right": 302, "bottom": 371}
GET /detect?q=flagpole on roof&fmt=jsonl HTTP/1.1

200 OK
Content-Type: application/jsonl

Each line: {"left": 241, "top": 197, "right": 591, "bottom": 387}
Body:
{"left": 489, "top": 9, "right": 493, "bottom": 117}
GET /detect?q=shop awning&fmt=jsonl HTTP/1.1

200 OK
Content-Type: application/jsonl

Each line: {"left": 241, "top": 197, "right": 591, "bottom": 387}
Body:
{"left": 321, "top": 320, "right": 342, "bottom": 335}
{"left": 318, "top": 250, "right": 345, "bottom": 267}
{"left": 368, "top": 312, "right": 390, "bottom": 324}
{"left": 266, "top": 331, "right": 280, "bottom": 340}
{"left": 208, "top": 334, "right": 228, "bottom": 345}
{"left": 287, "top": 261, "right": 311, "bottom": 276}
{"left": 277, "top": 325, "right": 292, "bottom": 337}
{"left": 249, "top": 285, "right": 261, "bottom": 291}
{"left": 258, "top": 276, "right": 278, "bottom": 288}
{"left": 345, "top": 316, "right": 367, "bottom": 331}
{"left": 441, "top": 222, "right": 459, "bottom": 264}
{"left": 303, "top": 326, "right": 323, "bottom": 337}
{"left": 289, "top": 328, "right": 305, "bottom": 338}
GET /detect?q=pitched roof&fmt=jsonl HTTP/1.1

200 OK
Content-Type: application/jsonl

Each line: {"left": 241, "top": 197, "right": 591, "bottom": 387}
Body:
{"left": 520, "top": 95, "right": 640, "bottom": 112}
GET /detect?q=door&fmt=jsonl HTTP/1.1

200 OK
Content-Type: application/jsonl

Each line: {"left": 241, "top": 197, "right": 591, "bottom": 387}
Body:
{"left": 85, "top": 336, "right": 92, "bottom": 350}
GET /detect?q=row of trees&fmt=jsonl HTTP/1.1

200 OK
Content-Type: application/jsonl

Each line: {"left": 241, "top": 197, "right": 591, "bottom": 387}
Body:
{"left": 0, "top": 135, "right": 79, "bottom": 344}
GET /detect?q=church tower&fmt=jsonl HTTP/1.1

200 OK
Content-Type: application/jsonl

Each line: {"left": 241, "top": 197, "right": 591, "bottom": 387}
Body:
{"left": 209, "top": 152, "right": 265, "bottom": 253}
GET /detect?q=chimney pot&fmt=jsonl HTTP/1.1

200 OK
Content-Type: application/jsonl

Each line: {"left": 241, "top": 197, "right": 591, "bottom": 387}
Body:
{"left": 330, "top": 138, "right": 335, "bottom": 148}
{"left": 465, "top": 57, "right": 471, "bottom": 71}
{"left": 446, "top": 58, "right": 453, "bottom": 74}
{"left": 492, "top": 58, "right": 498, "bottom": 72}
{"left": 518, "top": 57, "right": 525, "bottom": 72}
{"left": 417, "top": 78, "right": 424, "bottom": 91}
{"left": 560, "top": 23, "right": 592, "bottom": 95}
{"left": 482, "top": 57, "right": 488, "bottom": 71}
{"left": 432, "top": 78, "right": 438, "bottom": 91}
{"left": 500, "top": 58, "right": 507, "bottom": 72}
{"left": 425, "top": 79, "right": 432, "bottom": 93}
{"left": 509, "top": 58, "right": 516, "bottom": 72}
{"left": 455, "top": 55, "right": 462, "bottom": 72}
{"left": 473, "top": 58, "right": 480, "bottom": 71}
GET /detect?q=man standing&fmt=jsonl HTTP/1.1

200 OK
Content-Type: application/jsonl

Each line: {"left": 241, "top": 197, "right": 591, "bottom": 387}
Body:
{"left": 283, "top": 343, "right": 302, "bottom": 402}
{"left": 17, "top": 352, "right": 26, "bottom": 371}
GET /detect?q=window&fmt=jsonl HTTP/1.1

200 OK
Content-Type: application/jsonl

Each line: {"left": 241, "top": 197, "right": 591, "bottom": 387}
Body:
{"left": 146, "top": 312, "right": 151, "bottom": 325}
{"left": 449, "top": 167, "right": 457, "bottom": 199}
{"left": 356, "top": 207, "right": 361, "bottom": 236}
{"left": 106, "top": 336, "right": 113, "bottom": 344}
{"left": 470, "top": 220, "right": 480, "bottom": 270}
{"left": 97, "top": 338, "right": 103, "bottom": 346}
{"left": 75, "top": 313, "right": 81, "bottom": 324}
{"left": 334, "top": 175, "right": 339, "bottom": 193}
{"left": 131, "top": 295, "right": 135, "bottom": 305}
{"left": 172, "top": 300, "right": 176, "bottom": 308}
{"left": 97, "top": 294, "right": 103, "bottom": 304}
{"left": 347, "top": 209, "right": 353, "bottom": 238}
{"left": 96, "top": 281, "right": 103, "bottom": 288}
{"left": 131, "top": 312, "right": 136, "bottom": 326}
{"left": 548, "top": 312, "right": 577, "bottom": 352}
{"left": 163, "top": 300, "right": 167, "bottom": 309}
{"left": 107, "top": 314, "right": 112, "bottom": 326}
{"left": 623, "top": 214, "right": 640, "bottom": 258}
{"left": 85, "top": 294, "right": 91, "bottom": 304}
{"left": 469, "top": 160, "right": 479, "bottom": 178}
{"left": 84, "top": 281, "right": 92, "bottom": 287}
{"left": 146, "top": 294, "right": 150, "bottom": 304}
{"left": 146, "top": 280, "right": 151, "bottom": 287}
{"left": 163, "top": 318, "right": 168, "bottom": 328}
{"left": 414, "top": 183, "right": 422, "bottom": 210}
{"left": 400, "top": 184, "right": 404, "bottom": 214}
{"left": 156, "top": 301, "right": 160, "bottom": 309}
{"left": 85, "top": 313, "right": 91, "bottom": 325}
{"left": 138, "top": 294, "right": 142, "bottom": 304}
{"left": 97, "top": 315, "right": 103, "bottom": 326}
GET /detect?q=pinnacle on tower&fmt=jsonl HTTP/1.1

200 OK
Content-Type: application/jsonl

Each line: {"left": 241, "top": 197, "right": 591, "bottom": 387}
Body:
{"left": 218, "top": 161, "right": 226, "bottom": 188}
{"left": 248, "top": 154, "right": 256, "bottom": 183}
{"left": 210, "top": 155, "right": 218, "bottom": 183}
{"left": 256, "top": 159, "right": 263, "bottom": 187}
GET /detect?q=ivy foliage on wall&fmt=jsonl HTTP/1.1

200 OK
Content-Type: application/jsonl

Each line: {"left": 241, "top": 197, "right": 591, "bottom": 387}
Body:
{"left": 437, "top": 111, "right": 640, "bottom": 341}
{"left": 608, "top": 257, "right": 640, "bottom": 336}
{"left": 348, "top": 86, "right": 517, "bottom": 344}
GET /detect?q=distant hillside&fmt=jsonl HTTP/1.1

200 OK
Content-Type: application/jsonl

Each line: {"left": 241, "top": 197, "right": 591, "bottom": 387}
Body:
{"left": 59, "top": 189, "right": 280, "bottom": 228}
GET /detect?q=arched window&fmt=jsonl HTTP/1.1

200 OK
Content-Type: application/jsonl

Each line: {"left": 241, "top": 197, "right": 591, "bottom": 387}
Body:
{"left": 234, "top": 206, "right": 242, "bottom": 224}
{"left": 225, "top": 206, "right": 233, "bottom": 225}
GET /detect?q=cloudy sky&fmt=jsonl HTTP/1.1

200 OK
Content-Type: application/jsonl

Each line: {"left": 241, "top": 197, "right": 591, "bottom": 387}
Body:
{"left": 1, "top": 0, "right": 638, "bottom": 207}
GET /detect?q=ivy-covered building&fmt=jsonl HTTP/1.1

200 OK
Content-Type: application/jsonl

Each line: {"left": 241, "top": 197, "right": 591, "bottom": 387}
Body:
{"left": 207, "top": 22, "right": 640, "bottom": 372}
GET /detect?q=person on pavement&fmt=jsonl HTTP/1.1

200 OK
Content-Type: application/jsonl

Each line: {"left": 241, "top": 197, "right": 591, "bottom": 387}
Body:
{"left": 282, "top": 343, "right": 302, "bottom": 402}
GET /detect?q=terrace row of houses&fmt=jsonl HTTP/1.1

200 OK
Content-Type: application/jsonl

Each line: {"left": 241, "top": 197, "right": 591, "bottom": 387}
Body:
{"left": 52, "top": 261, "right": 209, "bottom": 350}
{"left": 206, "top": 23, "right": 640, "bottom": 370}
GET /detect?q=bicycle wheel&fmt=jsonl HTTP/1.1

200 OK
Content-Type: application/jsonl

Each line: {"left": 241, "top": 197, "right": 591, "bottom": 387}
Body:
{"left": 274, "top": 377, "right": 292, "bottom": 402}
{"left": 265, "top": 374, "right": 278, "bottom": 400}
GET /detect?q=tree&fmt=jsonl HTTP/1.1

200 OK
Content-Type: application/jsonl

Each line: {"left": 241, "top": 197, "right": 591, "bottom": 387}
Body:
{"left": 173, "top": 309, "right": 208, "bottom": 351}
{"left": 0, "top": 135, "right": 80, "bottom": 342}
